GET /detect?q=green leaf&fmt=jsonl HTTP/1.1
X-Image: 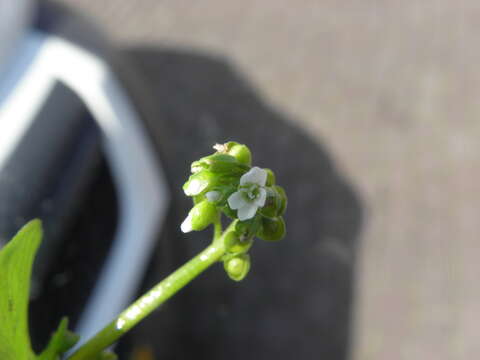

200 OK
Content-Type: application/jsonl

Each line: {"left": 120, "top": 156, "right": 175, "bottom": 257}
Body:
{"left": 95, "top": 351, "right": 118, "bottom": 360}
{"left": 0, "top": 219, "right": 42, "bottom": 360}
{"left": 37, "top": 317, "right": 79, "bottom": 360}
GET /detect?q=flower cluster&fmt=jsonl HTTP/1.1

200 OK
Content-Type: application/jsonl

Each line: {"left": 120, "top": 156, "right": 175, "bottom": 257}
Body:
{"left": 181, "top": 141, "right": 287, "bottom": 281}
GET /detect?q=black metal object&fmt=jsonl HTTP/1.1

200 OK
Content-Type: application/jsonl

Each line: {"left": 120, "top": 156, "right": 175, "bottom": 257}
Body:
{"left": 19, "top": 1, "right": 169, "bottom": 354}
{"left": 0, "top": 82, "right": 102, "bottom": 284}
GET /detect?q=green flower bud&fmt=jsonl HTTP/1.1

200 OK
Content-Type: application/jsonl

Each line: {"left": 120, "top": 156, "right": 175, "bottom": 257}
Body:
{"left": 224, "top": 228, "right": 253, "bottom": 254}
{"left": 191, "top": 160, "right": 207, "bottom": 174}
{"left": 183, "top": 170, "right": 218, "bottom": 196}
{"left": 259, "top": 187, "right": 279, "bottom": 218}
{"left": 191, "top": 154, "right": 234, "bottom": 173}
{"left": 225, "top": 142, "right": 252, "bottom": 166}
{"left": 257, "top": 216, "right": 286, "bottom": 241}
{"left": 192, "top": 194, "right": 205, "bottom": 205}
{"left": 205, "top": 153, "right": 236, "bottom": 163}
{"left": 259, "top": 185, "right": 287, "bottom": 218}
{"left": 264, "top": 168, "right": 276, "bottom": 186}
{"left": 235, "top": 215, "right": 262, "bottom": 238}
{"left": 224, "top": 254, "right": 251, "bottom": 281}
{"left": 181, "top": 200, "right": 218, "bottom": 233}
{"left": 220, "top": 203, "right": 237, "bottom": 219}
{"left": 192, "top": 153, "right": 249, "bottom": 176}
{"left": 274, "top": 185, "right": 287, "bottom": 216}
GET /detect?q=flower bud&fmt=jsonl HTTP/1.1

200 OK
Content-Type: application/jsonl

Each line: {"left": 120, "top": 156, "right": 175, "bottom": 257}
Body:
{"left": 191, "top": 154, "right": 234, "bottom": 173}
{"left": 259, "top": 185, "right": 287, "bottom": 218}
{"left": 234, "top": 215, "right": 262, "bottom": 238}
{"left": 226, "top": 142, "right": 252, "bottom": 166}
{"left": 257, "top": 216, "right": 286, "bottom": 241}
{"left": 183, "top": 170, "right": 218, "bottom": 196}
{"left": 224, "top": 254, "right": 251, "bottom": 281}
{"left": 214, "top": 141, "right": 252, "bottom": 166}
{"left": 192, "top": 153, "right": 249, "bottom": 176}
{"left": 259, "top": 188, "right": 279, "bottom": 218}
{"left": 264, "top": 168, "right": 276, "bottom": 186}
{"left": 224, "top": 228, "right": 253, "bottom": 254}
{"left": 180, "top": 200, "right": 218, "bottom": 233}
{"left": 273, "top": 185, "right": 287, "bottom": 216}
{"left": 191, "top": 160, "right": 207, "bottom": 174}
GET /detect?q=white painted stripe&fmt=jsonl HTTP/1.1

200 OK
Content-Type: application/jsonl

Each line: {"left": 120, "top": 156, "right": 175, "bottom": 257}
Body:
{"left": 0, "top": 33, "right": 54, "bottom": 170}
{"left": 0, "top": 30, "right": 170, "bottom": 347}
{"left": 42, "top": 36, "right": 170, "bottom": 346}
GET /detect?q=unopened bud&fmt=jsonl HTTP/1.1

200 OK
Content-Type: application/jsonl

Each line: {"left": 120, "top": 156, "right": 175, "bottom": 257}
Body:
{"left": 264, "top": 168, "right": 276, "bottom": 186}
{"left": 183, "top": 171, "right": 217, "bottom": 196}
{"left": 224, "top": 254, "right": 251, "bottom": 281}
{"left": 274, "top": 185, "right": 287, "bottom": 216}
{"left": 226, "top": 142, "right": 252, "bottom": 166}
{"left": 180, "top": 200, "right": 218, "bottom": 233}
{"left": 192, "top": 153, "right": 249, "bottom": 176}
{"left": 259, "top": 185, "right": 287, "bottom": 218}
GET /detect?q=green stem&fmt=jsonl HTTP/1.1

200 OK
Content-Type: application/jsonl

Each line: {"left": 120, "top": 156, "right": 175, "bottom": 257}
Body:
{"left": 67, "top": 239, "right": 226, "bottom": 360}
{"left": 213, "top": 212, "right": 223, "bottom": 240}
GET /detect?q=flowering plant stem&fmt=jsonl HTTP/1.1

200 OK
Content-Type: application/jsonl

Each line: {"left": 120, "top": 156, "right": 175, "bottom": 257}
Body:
{"left": 67, "top": 218, "right": 229, "bottom": 360}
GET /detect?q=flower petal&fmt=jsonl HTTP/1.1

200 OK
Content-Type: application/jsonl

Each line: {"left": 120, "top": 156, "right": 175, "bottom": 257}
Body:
{"left": 180, "top": 214, "right": 193, "bottom": 233}
{"left": 206, "top": 190, "right": 221, "bottom": 202}
{"left": 254, "top": 187, "right": 267, "bottom": 207}
{"left": 228, "top": 191, "right": 248, "bottom": 210}
{"left": 240, "top": 167, "right": 267, "bottom": 186}
{"left": 237, "top": 204, "right": 258, "bottom": 221}
{"left": 213, "top": 143, "right": 227, "bottom": 152}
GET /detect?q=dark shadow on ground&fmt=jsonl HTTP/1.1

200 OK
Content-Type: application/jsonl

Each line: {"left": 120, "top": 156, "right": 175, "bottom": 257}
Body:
{"left": 118, "top": 47, "right": 363, "bottom": 360}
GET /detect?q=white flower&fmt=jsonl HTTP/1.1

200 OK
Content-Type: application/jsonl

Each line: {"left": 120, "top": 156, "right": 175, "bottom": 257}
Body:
{"left": 227, "top": 167, "right": 267, "bottom": 221}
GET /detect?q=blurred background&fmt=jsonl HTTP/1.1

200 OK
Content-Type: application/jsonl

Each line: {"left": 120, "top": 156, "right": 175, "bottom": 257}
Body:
{"left": 2, "top": 1, "right": 479, "bottom": 359}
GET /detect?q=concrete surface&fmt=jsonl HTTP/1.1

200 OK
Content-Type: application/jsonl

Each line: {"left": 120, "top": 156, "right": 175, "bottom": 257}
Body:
{"left": 53, "top": 1, "right": 480, "bottom": 359}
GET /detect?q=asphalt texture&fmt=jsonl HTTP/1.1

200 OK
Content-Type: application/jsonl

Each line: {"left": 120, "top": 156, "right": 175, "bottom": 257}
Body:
{"left": 52, "top": 1, "right": 480, "bottom": 359}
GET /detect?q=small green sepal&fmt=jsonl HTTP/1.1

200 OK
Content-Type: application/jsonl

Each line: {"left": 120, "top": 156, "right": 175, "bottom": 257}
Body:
{"left": 224, "top": 229, "right": 253, "bottom": 254}
{"left": 257, "top": 216, "right": 286, "bottom": 241}
{"left": 235, "top": 216, "right": 262, "bottom": 240}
